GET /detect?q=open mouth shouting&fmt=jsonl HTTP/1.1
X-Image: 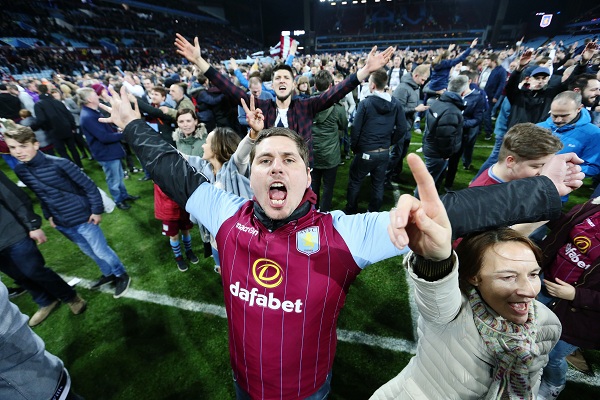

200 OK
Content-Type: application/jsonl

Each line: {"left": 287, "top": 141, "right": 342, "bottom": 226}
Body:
{"left": 269, "top": 182, "right": 287, "bottom": 207}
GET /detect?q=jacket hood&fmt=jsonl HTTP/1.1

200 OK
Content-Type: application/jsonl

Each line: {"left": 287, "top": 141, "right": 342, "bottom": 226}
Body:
{"left": 543, "top": 108, "right": 591, "bottom": 133}
{"left": 440, "top": 91, "right": 466, "bottom": 110}
{"left": 172, "top": 124, "right": 208, "bottom": 142}
{"left": 400, "top": 73, "right": 419, "bottom": 89}
{"left": 369, "top": 92, "right": 396, "bottom": 115}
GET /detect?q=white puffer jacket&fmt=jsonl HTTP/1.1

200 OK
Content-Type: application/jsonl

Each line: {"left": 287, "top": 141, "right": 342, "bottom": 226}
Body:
{"left": 371, "top": 253, "right": 561, "bottom": 400}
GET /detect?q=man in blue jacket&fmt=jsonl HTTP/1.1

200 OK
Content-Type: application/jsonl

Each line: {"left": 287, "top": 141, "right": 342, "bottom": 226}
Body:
{"left": 5, "top": 126, "right": 132, "bottom": 299}
{"left": 78, "top": 87, "right": 138, "bottom": 210}
{"left": 537, "top": 91, "right": 600, "bottom": 178}
{"left": 0, "top": 170, "right": 85, "bottom": 327}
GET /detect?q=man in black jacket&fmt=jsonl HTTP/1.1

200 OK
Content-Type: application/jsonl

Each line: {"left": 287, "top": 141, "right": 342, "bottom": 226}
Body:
{"left": 504, "top": 43, "right": 595, "bottom": 130}
{"left": 417, "top": 75, "right": 468, "bottom": 198}
{"left": 346, "top": 68, "right": 406, "bottom": 214}
{"left": 0, "top": 83, "right": 21, "bottom": 121}
{"left": 33, "top": 84, "right": 82, "bottom": 168}
{"left": 0, "top": 170, "right": 86, "bottom": 327}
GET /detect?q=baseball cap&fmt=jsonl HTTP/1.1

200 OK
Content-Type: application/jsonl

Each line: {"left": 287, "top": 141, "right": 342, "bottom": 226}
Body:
{"left": 531, "top": 66, "right": 550, "bottom": 77}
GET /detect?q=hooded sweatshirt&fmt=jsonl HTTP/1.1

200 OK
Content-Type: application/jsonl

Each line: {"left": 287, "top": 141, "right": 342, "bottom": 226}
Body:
{"left": 351, "top": 91, "right": 406, "bottom": 153}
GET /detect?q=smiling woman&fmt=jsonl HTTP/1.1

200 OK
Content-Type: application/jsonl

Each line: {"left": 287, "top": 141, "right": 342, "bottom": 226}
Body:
{"left": 371, "top": 228, "right": 561, "bottom": 400}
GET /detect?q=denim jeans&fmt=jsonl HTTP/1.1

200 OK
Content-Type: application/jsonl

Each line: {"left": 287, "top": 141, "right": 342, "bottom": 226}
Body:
{"left": 536, "top": 278, "right": 576, "bottom": 388}
{"left": 311, "top": 166, "right": 338, "bottom": 212}
{"left": 0, "top": 237, "right": 76, "bottom": 306}
{"left": 56, "top": 222, "right": 126, "bottom": 277}
{"left": 98, "top": 159, "right": 129, "bottom": 203}
{"left": 542, "top": 340, "right": 579, "bottom": 387}
{"left": 490, "top": 95, "right": 504, "bottom": 116}
{"left": 233, "top": 371, "right": 332, "bottom": 400}
{"left": 415, "top": 157, "right": 448, "bottom": 199}
{"left": 386, "top": 137, "right": 411, "bottom": 180}
{"left": 461, "top": 126, "right": 480, "bottom": 169}
{"left": 346, "top": 151, "right": 389, "bottom": 214}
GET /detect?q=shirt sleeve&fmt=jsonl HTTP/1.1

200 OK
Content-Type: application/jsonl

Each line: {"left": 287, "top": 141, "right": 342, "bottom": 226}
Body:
{"left": 186, "top": 183, "right": 249, "bottom": 237}
{"left": 330, "top": 210, "right": 408, "bottom": 269}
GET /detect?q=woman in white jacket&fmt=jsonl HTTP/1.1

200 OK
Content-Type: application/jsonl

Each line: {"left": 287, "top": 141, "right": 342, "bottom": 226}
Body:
{"left": 372, "top": 155, "right": 561, "bottom": 400}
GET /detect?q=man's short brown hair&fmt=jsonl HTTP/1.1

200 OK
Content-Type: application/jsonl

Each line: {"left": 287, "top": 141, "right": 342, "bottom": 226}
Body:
{"left": 151, "top": 86, "right": 167, "bottom": 98}
{"left": 250, "top": 127, "right": 309, "bottom": 167}
{"left": 369, "top": 68, "right": 388, "bottom": 90}
{"left": 5, "top": 125, "right": 38, "bottom": 144}
{"left": 498, "top": 123, "right": 563, "bottom": 162}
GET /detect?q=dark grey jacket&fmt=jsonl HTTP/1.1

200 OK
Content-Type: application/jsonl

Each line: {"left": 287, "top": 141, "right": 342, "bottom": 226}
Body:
{"left": 392, "top": 73, "right": 421, "bottom": 132}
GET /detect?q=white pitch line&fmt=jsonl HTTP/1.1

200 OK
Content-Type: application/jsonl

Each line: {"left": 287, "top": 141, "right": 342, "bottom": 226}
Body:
{"left": 61, "top": 275, "right": 600, "bottom": 386}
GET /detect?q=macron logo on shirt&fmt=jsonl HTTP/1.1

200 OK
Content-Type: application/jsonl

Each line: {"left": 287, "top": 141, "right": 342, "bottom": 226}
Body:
{"left": 236, "top": 222, "right": 258, "bottom": 236}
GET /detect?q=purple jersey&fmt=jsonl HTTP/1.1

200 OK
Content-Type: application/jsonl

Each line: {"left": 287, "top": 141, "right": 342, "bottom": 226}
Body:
{"left": 188, "top": 183, "right": 405, "bottom": 399}
{"left": 219, "top": 203, "right": 360, "bottom": 399}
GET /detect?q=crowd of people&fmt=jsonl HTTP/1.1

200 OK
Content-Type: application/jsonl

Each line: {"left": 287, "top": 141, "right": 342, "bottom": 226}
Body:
{"left": 0, "top": 16, "right": 600, "bottom": 399}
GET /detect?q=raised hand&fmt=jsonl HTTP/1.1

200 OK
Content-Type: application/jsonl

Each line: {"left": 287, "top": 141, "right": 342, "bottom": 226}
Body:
{"left": 229, "top": 58, "right": 238, "bottom": 71}
{"left": 98, "top": 86, "right": 141, "bottom": 130}
{"left": 241, "top": 96, "right": 264, "bottom": 138}
{"left": 388, "top": 154, "right": 452, "bottom": 261}
{"left": 174, "top": 33, "right": 210, "bottom": 73}
{"left": 519, "top": 49, "right": 534, "bottom": 68}
{"left": 357, "top": 45, "right": 395, "bottom": 81}
{"left": 582, "top": 41, "right": 598, "bottom": 63}
{"left": 470, "top": 38, "right": 478, "bottom": 48}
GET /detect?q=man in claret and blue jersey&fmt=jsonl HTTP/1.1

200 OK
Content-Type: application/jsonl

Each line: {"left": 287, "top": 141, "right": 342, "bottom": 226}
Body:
{"left": 105, "top": 85, "right": 573, "bottom": 400}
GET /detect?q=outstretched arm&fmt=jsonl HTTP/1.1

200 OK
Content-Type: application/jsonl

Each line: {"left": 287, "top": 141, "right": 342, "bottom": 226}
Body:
{"left": 441, "top": 151, "right": 583, "bottom": 240}
{"left": 98, "top": 87, "right": 208, "bottom": 208}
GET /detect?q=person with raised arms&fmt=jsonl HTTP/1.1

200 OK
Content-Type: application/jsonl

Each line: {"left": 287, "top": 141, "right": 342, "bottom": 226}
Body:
{"left": 99, "top": 86, "right": 582, "bottom": 400}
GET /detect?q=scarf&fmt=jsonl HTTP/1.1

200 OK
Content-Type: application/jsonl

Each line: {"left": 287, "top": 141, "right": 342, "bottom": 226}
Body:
{"left": 468, "top": 287, "right": 540, "bottom": 400}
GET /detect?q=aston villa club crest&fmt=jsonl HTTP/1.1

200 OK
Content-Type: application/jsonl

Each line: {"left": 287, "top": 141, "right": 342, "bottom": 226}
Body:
{"left": 540, "top": 14, "right": 553, "bottom": 28}
{"left": 297, "top": 227, "right": 320, "bottom": 256}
